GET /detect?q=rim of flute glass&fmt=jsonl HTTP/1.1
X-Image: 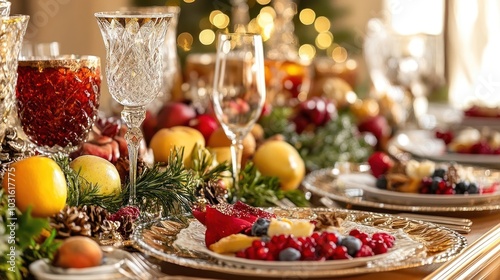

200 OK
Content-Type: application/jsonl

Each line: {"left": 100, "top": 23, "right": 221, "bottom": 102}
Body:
{"left": 18, "top": 55, "right": 100, "bottom": 68}
{"left": 94, "top": 11, "right": 174, "bottom": 18}
{"left": 0, "top": 14, "right": 29, "bottom": 22}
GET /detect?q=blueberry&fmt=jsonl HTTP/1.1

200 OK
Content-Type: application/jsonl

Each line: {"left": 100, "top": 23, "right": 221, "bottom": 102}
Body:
{"left": 279, "top": 247, "right": 301, "bottom": 261}
{"left": 430, "top": 177, "right": 443, "bottom": 194}
{"left": 341, "top": 235, "right": 362, "bottom": 257}
{"left": 432, "top": 169, "right": 446, "bottom": 179}
{"left": 251, "top": 218, "right": 270, "bottom": 236}
{"left": 376, "top": 175, "right": 388, "bottom": 189}
{"left": 455, "top": 182, "right": 468, "bottom": 194}
{"left": 467, "top": 183, "right": 479, "bottom": 194}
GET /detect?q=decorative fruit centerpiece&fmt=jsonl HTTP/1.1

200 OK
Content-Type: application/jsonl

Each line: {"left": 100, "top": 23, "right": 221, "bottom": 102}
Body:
{"left": 367, "top": 152, "right": 500, "bottom": 195}
{"left": 193, "top": 202, "right": 396, "bottom": 261}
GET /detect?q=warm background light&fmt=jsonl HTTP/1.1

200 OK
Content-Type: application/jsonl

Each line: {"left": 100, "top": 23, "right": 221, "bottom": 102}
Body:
{"left": 199, "top": 29, "right": 215, "bottom": 45}
{"left": 314, "top": 16, "right": 331, "bottom": 33}
{"left": 299, "top": 8, "right": 316, "bottom": 25}
{"left": 177, "top": 32, "right": 193, "bottom": 51}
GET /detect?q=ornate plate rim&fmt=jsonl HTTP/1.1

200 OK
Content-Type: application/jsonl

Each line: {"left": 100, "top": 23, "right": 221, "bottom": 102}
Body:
{"left": 336, "top": 173, "right": 500, "bottom": 206}
{"left": 391, "top": 129, "right": 500, "bottom": 166}
{"left": 303, "top": 168, "right": 500, "bottom": 212}
{"left": 132, "top": 208, "right": 467, "bottom": 278}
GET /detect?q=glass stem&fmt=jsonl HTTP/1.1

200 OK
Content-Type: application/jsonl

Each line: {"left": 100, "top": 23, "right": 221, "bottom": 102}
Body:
{"left": 121, "top": 106, "right": 146, "bottom": 206}
{"left": 230, "top": 138, "right": 244, "bottom": 200}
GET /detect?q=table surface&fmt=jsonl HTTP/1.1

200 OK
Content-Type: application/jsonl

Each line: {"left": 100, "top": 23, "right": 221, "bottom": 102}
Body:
{"left": 156, "top": 201, "right": 500, "bottom": 280}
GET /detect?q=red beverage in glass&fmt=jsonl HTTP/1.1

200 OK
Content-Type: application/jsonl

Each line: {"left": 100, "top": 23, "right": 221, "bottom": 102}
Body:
{"left": 16, "top": 55, "right": 101, "bottom": 153}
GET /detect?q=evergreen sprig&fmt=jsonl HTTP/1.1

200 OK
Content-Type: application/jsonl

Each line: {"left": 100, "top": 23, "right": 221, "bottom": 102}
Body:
{"left": 259, "top": 108, "right": 373, "bottom": 171}
{"left": 236, "top": 163, "right": 309, "bottom": 207}
{"left": 129, "top": 147, "right": 197, "bottom": 216}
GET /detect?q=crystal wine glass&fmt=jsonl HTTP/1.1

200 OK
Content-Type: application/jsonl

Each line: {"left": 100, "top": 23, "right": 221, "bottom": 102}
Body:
{"left": 212, "top": 33, "right": 266, "bottom": 197}
{"left": 95, "top": 11, "right": 171, "bottom": 205}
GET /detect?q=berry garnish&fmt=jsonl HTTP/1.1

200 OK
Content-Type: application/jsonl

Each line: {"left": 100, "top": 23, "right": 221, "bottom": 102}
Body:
{"left": 235, "top": 230, "right": 396, "bottom": 261}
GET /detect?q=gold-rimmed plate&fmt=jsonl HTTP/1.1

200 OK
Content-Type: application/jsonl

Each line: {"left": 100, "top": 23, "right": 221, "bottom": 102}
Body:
{"left": 303, "top": 167, "right": 500, "bottom": 213}
{"left": 132, "top": 208, "right": 467, "bottom": 278}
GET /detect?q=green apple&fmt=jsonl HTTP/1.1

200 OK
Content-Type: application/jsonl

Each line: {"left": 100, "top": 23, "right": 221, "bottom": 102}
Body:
{"left": 70, "top": 155, "right": 121, "bottom": 195}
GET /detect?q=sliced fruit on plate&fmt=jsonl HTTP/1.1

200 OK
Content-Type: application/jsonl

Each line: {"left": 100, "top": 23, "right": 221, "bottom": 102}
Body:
{"left": 193, "top": 201, "right": 276, "bottom": 246}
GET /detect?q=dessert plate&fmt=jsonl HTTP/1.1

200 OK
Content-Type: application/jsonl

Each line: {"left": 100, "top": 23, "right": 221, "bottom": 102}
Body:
{"left": 174, "top": 220, "right": 420, "bottom": 271}
{"left": 391, "top": 130, "right": 500, "bottom": 167}
{"left": 336, "top": 173, "right": 500, "bottom": 206}
{"left": 303, "top": 167, "right": 500, "bottom": 213}
{"left": 132, "top": 208, "right": 467, "bottom": 278}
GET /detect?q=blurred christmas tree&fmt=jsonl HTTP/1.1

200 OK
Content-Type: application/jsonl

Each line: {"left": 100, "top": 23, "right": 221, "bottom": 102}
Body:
{"left": 133, "top": 0, "right": 360, "bottom": 63}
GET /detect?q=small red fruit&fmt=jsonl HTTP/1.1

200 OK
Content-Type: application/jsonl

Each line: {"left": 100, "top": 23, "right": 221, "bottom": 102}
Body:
{"left": 156, "top": 101, "right": 197, "bottom": 130}
{"left": 189, "top": 114, "right": 219, "bottom": 143}
{"left": 367, "top": 152, "right": 394, "bottom": 178}
{"left": 357, "top": 115, "right": 391, "bottom": 146}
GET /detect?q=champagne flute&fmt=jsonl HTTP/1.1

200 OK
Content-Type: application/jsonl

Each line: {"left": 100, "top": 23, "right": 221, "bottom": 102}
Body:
{"left": 212, "top": 33, "right": 266, "bottom": 198}
{"left": 95, "top": 11, "right": 171, "bottom": 206}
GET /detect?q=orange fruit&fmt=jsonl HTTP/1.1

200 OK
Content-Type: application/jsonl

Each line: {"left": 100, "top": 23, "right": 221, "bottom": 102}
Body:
{"left": 207, "top": 127, "right": 256, "bottom": 160}
{"left": 2, "top": 156, "right": 67, "bottom": 217}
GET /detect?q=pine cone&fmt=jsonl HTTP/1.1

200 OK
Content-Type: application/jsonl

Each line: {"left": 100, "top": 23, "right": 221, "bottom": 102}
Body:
{"left": 50, "top": 206, "right": 92, "bottom": 238}
{"left": 81, "top": 205, "right": 114, "bottom": 236}
{"left": 196, "top": 179, "right": 228, "bottom": 205}
{"left": 117, "top": 215, "right": 134, "bottom": 239}
{"left": 115, "top": 157, "right": 148, "bottom": 183}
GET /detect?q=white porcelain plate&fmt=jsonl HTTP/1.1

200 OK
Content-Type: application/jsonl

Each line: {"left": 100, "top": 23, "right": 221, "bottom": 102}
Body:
{"left": 29, "top": 249, "right": 126, "bottom": 280}
{"left": 173, "top": 220, "right": 421, "bottom": 271}
{"left": 391, "top": 129, "right": 500, "bottom": 166}
{"left": 337, "top": 173, "right": 500, "bottom": 206}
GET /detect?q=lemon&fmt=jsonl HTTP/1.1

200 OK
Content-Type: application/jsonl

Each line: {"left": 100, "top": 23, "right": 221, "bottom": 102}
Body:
{"left": 2, "top": 156, "right": 67, "bottom": 217}
{"left": 253, "top": 140, "right": 305, "bottom": 191}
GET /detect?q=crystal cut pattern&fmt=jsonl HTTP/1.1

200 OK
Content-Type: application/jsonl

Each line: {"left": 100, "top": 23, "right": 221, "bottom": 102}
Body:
{"left": 0, "top": 15, "right": 29, "bottom": 140}
{"left": 16, "top": 56, "right": 101, "bottom": 152}
{"left": 96, "top": 14, "right": 171, "bottom": 107}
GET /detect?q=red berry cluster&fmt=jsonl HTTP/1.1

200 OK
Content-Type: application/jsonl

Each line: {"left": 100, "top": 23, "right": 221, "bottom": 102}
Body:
{"left": 435, "top": 129, "right": 500, "bottom": 155}
{"left": 435, "top": 129, "right": 454, "bottom": 145}
{"left": 235, "top": 230, "right": 395, "bottom": 261}
{"left": 108, "top": 206, "right": 140, "bottom": 222}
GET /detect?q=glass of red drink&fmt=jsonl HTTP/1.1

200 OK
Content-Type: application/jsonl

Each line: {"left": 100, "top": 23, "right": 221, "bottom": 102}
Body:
{"left": 16, "top": 55, "right": 101, "bottom": 154}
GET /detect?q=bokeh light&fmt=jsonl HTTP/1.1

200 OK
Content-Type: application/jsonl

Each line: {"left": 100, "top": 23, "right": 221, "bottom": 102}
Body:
{"left": 314, "top": 16, "right": 331, "bottom": 33}
{"left": 213, "top": 13, "right": 230, "bottom": 29}
{"left": 199, "top": 29, "right": 215, "bottom": 45}
{"left": 257, "top": 0, "right": 271, "bottom": 4}
{"left": 316, "top": 32, "right": 333, "bottom": 49}
{"left": 331, "top": 46, "right": 347, "bottom": 63}
{"left": 183, "top": 0, "right": 195, "bottom": 3}
{"left": 299, "top": 44, "right": 316, "bottom": 61}
{"left": 209, "top": 10, "right": 222, "bottom": 24}
{"left": 299, "top": 8, "right": 315, "bottom": 25}
{"left": 178, "top": 32, "right": 194, "bottom": 51}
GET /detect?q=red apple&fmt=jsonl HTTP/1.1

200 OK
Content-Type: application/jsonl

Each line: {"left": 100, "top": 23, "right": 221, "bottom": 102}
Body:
{"left": 142, "top": 110, "right": 158, "bottom": 145}
{"left": 189, "top": 114, "right": 219, "bottom": 143}
{"left": 357, "top": 115, "right": 391, "bottom": 146}
{"left": 156, "top": 102, "right": 197, "bottom": 130}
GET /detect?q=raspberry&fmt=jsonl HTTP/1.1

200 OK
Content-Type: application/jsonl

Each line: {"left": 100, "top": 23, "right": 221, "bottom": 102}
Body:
{"left": 355, "top": 245, "right": 375, "bottom": 257}
{"left": 333, "top": 246, "right": 350, "bottom": 259}
{"left": 108, "top": 206, "right": 140, "bottom": 222}
{"left": 371, "top": 241, "right": 388, "bottom": 254}
{"left": 372, "top": 232, "right": 395, "bottom": 248}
